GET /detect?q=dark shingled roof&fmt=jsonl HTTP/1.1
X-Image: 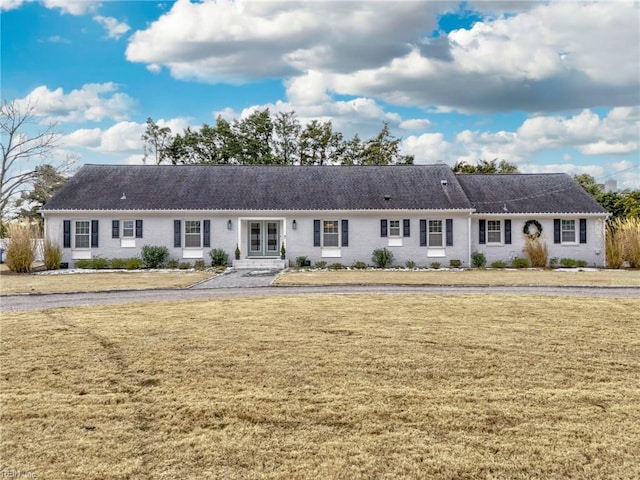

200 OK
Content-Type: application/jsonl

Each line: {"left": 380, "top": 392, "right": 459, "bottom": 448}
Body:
{"left": 456, "top": 173, "right": 608, "bottom": 214}
{"left": 43, "top": 164, "right": 473, "bottom": 211}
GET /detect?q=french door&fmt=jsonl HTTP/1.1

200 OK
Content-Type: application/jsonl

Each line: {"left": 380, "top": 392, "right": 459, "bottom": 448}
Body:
{"left": 248, "top": 221, "right": 280, "bottom": 257}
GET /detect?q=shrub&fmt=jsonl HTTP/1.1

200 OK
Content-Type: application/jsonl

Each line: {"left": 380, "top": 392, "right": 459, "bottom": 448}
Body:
{"left": 109, "top": 258, "right": 127, "bottom": 269}
{"left": 125, "top": 258, "right": 143, "bottom": 270}
{"left": 74, "top": 259, "right": 91, "bottom": 269}
{"left": 405, "top": 260, "right": 416, "bottom": 269}
{"left": 194, "top": 260, "right": 207, "bottom": 271}
{"left": 491, "top": 260, "right": 507, "bottom": 268}
{"left": 5, "top": 222, "right": 37, "bottom": 273}
{"left": 178, "top": 262, "right": 192, "bottom": 270}
{"left": 471, "top": 251, "right": 486, "bottom": 269}
{"left": 166, "top": 258, "right": 180, "bottom": 269}
{"left": 430, "top": 262, "right": 441, "bottom": 269}
{"left": 93, "top": 257, "right": 110, "bottom": 269}
{"left": 449, "top": 259, "right": 462, "bottom": 268}
{"left": 372, "top": 248, "right": 394, "bottom": 268}
{"left": 512, "top": 257, "right": 529, "bottom": 268}
{"left": 209, "top": 248, "right": 229, "bottom": 267}
{"left": 43, "top": 239, "right": 62, "bottom": 270}
{"left": 328, "top": 262, "right": 344, "bottom": 270}
{"left": 141, "top": 245, "right": 170, "bottom": 268}
{"left": 559, "top": 258, "right": 588, "bottom": 268}
{"left": 524, "top": 237, "right": 548, "bottom": 267}
{"left": 74, "top": 257, "right": 109, "bottom": 269}
{"left": 351, "top": 261, "right": 367, "bottom": 269}
{"left": 295, "top": 256, "right": 309, "bottom": 268}
{"left": 549, "top": 257, "right": 559, "bottom": 268}
{"left": 314, "top": 261, "right": 327, "bottom": 269}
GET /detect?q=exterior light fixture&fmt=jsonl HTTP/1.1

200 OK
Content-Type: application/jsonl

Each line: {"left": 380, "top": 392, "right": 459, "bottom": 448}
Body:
{"left": 227, "top": 219, "right": 232, "bottom": 230}
{"left": 292, "top": 219, "right": 297, "bottom": 230}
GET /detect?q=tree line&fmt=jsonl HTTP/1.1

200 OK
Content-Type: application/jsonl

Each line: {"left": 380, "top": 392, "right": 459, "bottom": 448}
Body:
{"left": 142, "top": 110, "right": 414, "bottom": 166}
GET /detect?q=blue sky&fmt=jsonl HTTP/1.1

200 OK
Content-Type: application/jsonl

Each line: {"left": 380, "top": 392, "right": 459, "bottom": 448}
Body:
{"left": 2, "top": 0, "right": 639, "bottom": 189}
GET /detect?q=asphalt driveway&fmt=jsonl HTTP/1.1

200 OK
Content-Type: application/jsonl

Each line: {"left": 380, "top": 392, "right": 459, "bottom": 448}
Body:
{"left": 2, "top": 284, "right": 638, "bottom": 312}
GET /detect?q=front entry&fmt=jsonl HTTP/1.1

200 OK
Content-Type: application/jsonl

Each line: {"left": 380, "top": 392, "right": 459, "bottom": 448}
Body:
{"left": 248, "top": 221, "right": 280, "bottom": 257}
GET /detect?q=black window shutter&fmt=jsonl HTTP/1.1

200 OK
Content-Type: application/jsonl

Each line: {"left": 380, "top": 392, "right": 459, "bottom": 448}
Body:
{"left": 313, "top": 219, "right": 321, "bottom": 247}
{"left": 135, "top": 220, "right": 143, "bottom": 238}
{"left": 174, "top": 220, "right": 181, "bottom": 248}
{"left": 479, "top": 219, "right": 486, "bottom": 244}
{"left": 403, "top": 219, "right": 410, "bottom": 237}
{"left": 554, "top": 219, "right": 561, "bottom": 244}
{"left": 504, "top": 219, "right": 512, "bottom": 245}
{"left": 112, "top": 220, "right": 120, "bottom": 239}
{"left": 579, "top": 218, "right": 587, "bottom": 244}
{"left": 91, "top": 220, "right": 99, "bottom": 248}
{"left": 381, "top": 219, "right": 388, "bottom": 237}
{"left": 203, "top": 220, "right": 211, "bottom": 247}
{"left": 446, "top": 219, "right": 453, "bottom": 246}
{"left": 420, "top": 219, "right": 427, "bottom": 247}
{"left": 341, "top": 219, "right": 349, "bottom": 247}
{"left": 63, "top": 220, "right": 71, "bottom": 248}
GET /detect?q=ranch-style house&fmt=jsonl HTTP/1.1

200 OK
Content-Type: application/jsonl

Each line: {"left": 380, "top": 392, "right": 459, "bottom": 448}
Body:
{"left": 42, "top": 164, "right": 609, "bottom": 268}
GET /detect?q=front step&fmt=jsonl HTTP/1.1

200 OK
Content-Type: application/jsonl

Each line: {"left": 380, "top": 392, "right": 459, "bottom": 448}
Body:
{"left": 232, "top": 258, "right": 287, "bottom": 269}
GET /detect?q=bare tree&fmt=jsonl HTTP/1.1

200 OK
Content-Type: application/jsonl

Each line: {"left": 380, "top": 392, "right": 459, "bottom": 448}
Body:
{"left": 1, "top": 100, "right": 60, "bottom": 220}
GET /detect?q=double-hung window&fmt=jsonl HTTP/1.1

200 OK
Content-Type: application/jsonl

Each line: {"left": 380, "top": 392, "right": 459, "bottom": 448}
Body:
{"left": 323, "top": 220, "right": 339, "bottom": 247}
{"left": 185, "top": 220, "right": 202, "bottom": 248}
{"left": 75, "top": 221, "right": 90, "bottom": 248}
{"left": 561, "top": 220, "right": 576, "bottom": 243}
{"left": 122, "top": 220, "right": 135, "bottom": 238}
{"left": 428, "top": 220, "right": 443, "bottom": 247}
{"left": 487, "top": 220, "right": 502, "bottom": 244}
{"left": 389, "top": 220, "right": 401, "bottom": 237}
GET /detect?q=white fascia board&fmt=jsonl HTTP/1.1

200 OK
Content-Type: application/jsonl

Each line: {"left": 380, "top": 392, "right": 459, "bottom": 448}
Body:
{"left": 470, "top": 212, "right": 608, "bottom": 218}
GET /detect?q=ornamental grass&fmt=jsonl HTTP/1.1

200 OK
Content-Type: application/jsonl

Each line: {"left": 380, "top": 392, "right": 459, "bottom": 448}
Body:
{"left": 4, "top": 221, "right": 38, "bottom": 273}
{"left": 43, "top": 238, "right": 62, "bottom": 270}
{"left": 523, "top": 237, "right": 548, "bottom": 268}
{"left": 607, "top": 217, "right": 640, "bottom": 268}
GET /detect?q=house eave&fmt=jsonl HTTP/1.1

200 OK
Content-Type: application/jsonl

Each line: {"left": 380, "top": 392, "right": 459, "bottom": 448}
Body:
{"left": 42, "top": 207, "right": 476, "bottom": 215}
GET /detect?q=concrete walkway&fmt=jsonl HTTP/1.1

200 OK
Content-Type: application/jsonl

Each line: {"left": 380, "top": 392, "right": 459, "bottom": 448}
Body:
{"left": 189, "top": 268, "right": 282, "bottom": 289}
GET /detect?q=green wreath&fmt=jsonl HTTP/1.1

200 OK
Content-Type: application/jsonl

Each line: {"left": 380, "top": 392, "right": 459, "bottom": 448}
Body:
{"left": 523, "top": 219, "right": 543, "bottom": 239}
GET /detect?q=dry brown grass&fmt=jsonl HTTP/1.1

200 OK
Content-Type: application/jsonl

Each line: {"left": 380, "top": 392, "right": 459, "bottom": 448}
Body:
{"left": 277, "top": 268, "right": 640, "bottom": 287}
{"left": 0, "top": 270, "right": 212, "bottom": 295}
{"left": 2, "top": 294, "right": 639, "bottom": 479}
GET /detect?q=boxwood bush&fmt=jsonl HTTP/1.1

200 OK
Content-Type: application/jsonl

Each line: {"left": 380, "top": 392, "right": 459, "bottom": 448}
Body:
{"left": 372, "top": 248, "right": 394, "bottom": 268}
{"left": 141, "top": 245, "right": 170, "bottom": 268}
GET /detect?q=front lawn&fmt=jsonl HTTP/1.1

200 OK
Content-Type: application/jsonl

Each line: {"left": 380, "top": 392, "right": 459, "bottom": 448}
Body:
{"left": 276, "top": 268, "right": 640, "bottom": 287}
{"left": 1, "top": 294, "right": 639, "bottom": 479}
{"left": 0, "top": 268, "right": 212, "bottom": 295}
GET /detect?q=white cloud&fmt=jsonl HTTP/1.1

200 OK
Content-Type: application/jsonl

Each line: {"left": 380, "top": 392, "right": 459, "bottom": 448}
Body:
{"left": 399, "top": 119, "right": 433, "bottom": 130}
{"left": 454, "top": 108, "right": 640, "bottom": 163}
{"left": 42, "top": 0, "right": 99, "bottom": 15}
{"left": 62, "top": 117, "right": 190, "bottom": 155}
{"left": 17, "top": 83, "right": 136, "bottom": 123}
{"left": 125, "top": 1, "right": 638, "bottom": 113}
{"left": 0, "top": 0, "right": 26, "bottom": 11}
{"left": 61, "top": 128, "right": 102, "bottom": 148}
{"left": 94, "top": 15, "right": 131, "bottom": 40}
{"left": 126, "top": 0, "right": 443, "bottom": 82}
{"left": 401, "top": 133, "right": 452, "bottom": 164}
{"left": 1, "top": 0, "right": 98, "bottom": 14}
{"left": 97, "top": 121, "right": 146, "bottom": 153}
{"left": 46, "top": 35, "right": 70, "bottom": 43}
